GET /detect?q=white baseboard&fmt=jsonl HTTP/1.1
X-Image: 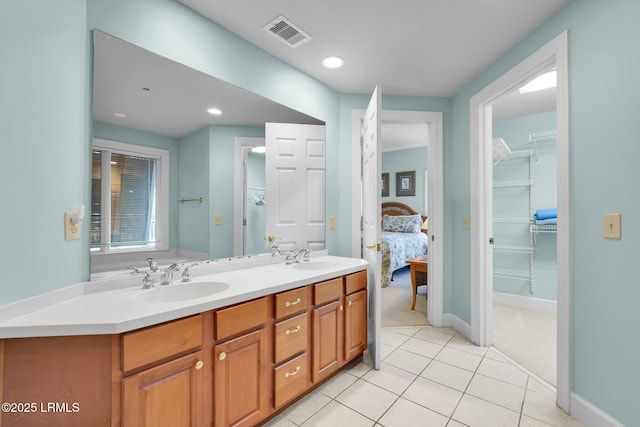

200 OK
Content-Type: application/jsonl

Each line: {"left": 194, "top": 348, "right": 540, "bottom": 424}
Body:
{"left": 493, "top": 291, "right": 557, "bottom": 313}
{"left": 570, "top": 392, "right": 624, "bottom": 427}
{"left": 441, "top": 313, "right": 472, "bottom": 343}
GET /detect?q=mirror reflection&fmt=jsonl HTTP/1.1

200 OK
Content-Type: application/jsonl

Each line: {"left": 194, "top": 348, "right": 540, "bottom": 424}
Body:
{"left": 91, "top": 31, "right": 324, "bottom": 274}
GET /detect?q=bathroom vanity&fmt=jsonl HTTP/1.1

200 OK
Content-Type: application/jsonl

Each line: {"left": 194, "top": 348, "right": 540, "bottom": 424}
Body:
{"left": 0, "top": 255, "right": 368, "bottom": 427}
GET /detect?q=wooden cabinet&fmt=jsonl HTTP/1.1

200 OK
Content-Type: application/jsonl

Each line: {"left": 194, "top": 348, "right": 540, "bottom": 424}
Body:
{"left": 213, "top": 297, "right": 269, "bottom": 427}
{"left": 0, "top": 268, "right": 368, "bottom": 427}
{"left": 122, "top": 351, "right": 205, "bottom": 427}
{"left": 120, "top": 315, "right": 205, "bottom": 427}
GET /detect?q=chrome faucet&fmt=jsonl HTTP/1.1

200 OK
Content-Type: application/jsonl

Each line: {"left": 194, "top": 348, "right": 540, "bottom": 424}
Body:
{"left": 146, "top": 257, "right": 159, "bottom": 272}
{"left": 271, "top": 244, "right": 285, "bottom": 257}
{"left": 141, "top": 272, "right": 155, "bottom": 289}
{"left": 293, "top": 248, "right": 311, "bottom": 263}
{"left": 160, "top": 262, "right": 183, "bottom": 286}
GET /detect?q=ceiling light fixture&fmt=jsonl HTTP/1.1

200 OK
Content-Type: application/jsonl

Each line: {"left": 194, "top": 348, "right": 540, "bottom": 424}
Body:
{"left": 519, "top": 70, "right": 557, "bottom": 94}
{"left": 322, "top": 56, "right": 344, "bottom": 69}
{"left": 207, "top": 108, "right": 223, "bottom": 115}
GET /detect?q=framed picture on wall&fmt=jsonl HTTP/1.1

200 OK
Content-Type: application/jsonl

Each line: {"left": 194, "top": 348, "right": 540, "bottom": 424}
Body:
{"left": 395, "top": 171, "right": 416, "bottom": 196}
{"left": 381, "top": 173, "right": 389, "bottom": 197}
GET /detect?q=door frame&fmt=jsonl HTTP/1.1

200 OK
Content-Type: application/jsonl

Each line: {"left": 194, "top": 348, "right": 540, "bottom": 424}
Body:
{"left": 469, "top": 31, "right": 570, "bottom": 411}
{"left": 233, "top": 137, "right": 265, "bottom": 256}
{"left": 352, "top": 109, "right": 444, "bottom": 327}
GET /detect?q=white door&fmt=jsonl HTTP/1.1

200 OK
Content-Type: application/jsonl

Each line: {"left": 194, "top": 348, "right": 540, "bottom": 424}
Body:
{"left": 362, "top": 87, "right": 382, "bottom": 369}
{"left": 265, "top": 123, "right": 326, "bottom": 252}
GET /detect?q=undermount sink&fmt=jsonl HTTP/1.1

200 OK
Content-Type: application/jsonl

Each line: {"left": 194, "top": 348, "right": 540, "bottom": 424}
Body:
{"left": 292, "top": 261, "right": 342, "bottom": 271}
{"left": 137, "top": 281, "right": 230, "bottom": 303}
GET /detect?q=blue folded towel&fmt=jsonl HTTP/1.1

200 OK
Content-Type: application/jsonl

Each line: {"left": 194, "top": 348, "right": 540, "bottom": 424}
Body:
{"left": 535, "top": 218, "right": 557, "bottom": 225}
{"left": 534, "top": 208, "right": 557, "bottom": 220}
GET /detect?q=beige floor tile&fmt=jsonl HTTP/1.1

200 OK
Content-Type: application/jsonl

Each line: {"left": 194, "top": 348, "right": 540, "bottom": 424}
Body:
{"left": 446, "top": 334, "right": 489, "bottom": 356}
{"left": 378, "top": 397, "right": 449, "bottom": 427}
{"left": 301, "top": 401, "right": 375, "bottom": 427}
{"left": 362, "top": 362, "right": 418, "bottom": 395}
{"left": 381, "top": 329, "right": 412, "bottom": 347}
{"left": 280, "top": 390, "right": 332, "bottom": 425}
{"left": 465, "top": 374, "right": 525, "bottom": 412}
{"left": 385, "top": 326, "right": 421, "bottom": 337}
{"left": 446, "top": 420, "right": 469, "bottom": 427}
{"left": 346, "top": 354, "right": 374, "bottom": 378}
{"left": 420, "top": 360, "right": 474, "bottom": 392}
{"left": 522, "top": 389, "right": 582, "bottom": 426}
{"left": 400, "top": 336, "right": 444, "bottom": 358}
{"left": 383, "top": 348, "right": 432, "bottom": 375}
{"left": 476, "top": 357, "right": 528, "bottom": 388}
{"left": 263, "top": 414, "right": 298, "bottom": 427}
{"left": 413, "top": 327, "right": 456, "bottom": 346}
{"left": 402, "top": 376, "right": 463, "bottom": 417}
{"left": 451, "top": 394, "right": 520, "bottom": 427}
{"left": 335, "top": 379, "right": 397, "bottom": 421}
{"left": 519, "top": 415, "right": 557, "bottom": 427}
{"left": 317, "top": 370, "right": 358, "bottom": 398}
{"left": 434, "top": 347, "right": 483, "bottom": 372}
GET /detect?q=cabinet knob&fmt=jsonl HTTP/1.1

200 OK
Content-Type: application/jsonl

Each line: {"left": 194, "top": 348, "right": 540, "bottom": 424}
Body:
{"left": 348, "top": 300, "right": 353, "bottom": 306}
{"left": 340, "top": 305, "right": 343, "bottom": 311}
{"left": 219, "top": 352, "right": 227, "bottom": 361}
{"left": 284, "top": 366, "right": 301, "bottom": 378}
{"left": 285, "top": 325, "right": 301, "bottom": 335}
{"left": 195, "top": 360, "right": 204, "bottom": 370}
{"left": 285, "top": 298, "right": 301, "bottom": 307}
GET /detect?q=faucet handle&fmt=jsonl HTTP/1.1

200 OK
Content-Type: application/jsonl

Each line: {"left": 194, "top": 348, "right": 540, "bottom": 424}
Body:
{"left": 141, "top": 272, "right": 155, "bottom": 289}
{"left": 302, "top": 249, "right": 311, "bottom": 262}
{"left": 146, "top": 257, "right": 159, "bottom": 272}
{"left": 181, "top": 265, "right": 194, "bottom": 282}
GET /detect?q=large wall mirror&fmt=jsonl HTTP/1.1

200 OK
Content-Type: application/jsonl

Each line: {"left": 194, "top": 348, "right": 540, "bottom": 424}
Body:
{"left": 91, "top": 30, "right": 325, "bottom": 274}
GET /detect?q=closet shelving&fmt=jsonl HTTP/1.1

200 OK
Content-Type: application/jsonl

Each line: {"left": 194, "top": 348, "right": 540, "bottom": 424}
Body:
{"left": 492, "top": 130, "right": 557, "bottom": 294}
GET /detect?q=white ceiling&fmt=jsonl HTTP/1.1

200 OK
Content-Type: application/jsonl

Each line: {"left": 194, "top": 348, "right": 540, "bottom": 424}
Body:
{"left": 178, "top": 0, "right": 570, "bottom": 97}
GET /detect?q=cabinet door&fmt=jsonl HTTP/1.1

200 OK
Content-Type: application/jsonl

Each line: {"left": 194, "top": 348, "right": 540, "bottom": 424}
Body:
{"left": 213, "top": 328, "right": 269, "bottom": 427}
{"left": 345, "top": 289, "right": 368, "bottom": 361}
{"left": 312, "top": 299, "right": 344, "bottom": 383}
{"left": 122, "top": 351, "right": 204, "bottom": 427}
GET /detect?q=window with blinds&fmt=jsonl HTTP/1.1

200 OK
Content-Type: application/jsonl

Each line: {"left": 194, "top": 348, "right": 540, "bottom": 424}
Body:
{"left": 91, "top": 139, "right": 169, "bottom": 254}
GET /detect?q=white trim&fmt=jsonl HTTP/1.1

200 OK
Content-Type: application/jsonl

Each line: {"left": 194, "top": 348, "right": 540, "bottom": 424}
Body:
{"left": 493, "top": 292, "right": 557, "bottom": 313}
{"left": 91, "top": 137, "right": 170, "bottom": 254}
{"left": 469, "top": 31, "right": 571, "bottom": 411}
{"left": 233, "top": 137, "right": 265, "bottom": 256}
{"left": 570, "top": 393, "right": 625, "bottom": 427}
{"left": 441, "top": 313, "right": 471, "bottom": 341}
{"left": 351, "top": 109, "right": 444, "bottom": 327}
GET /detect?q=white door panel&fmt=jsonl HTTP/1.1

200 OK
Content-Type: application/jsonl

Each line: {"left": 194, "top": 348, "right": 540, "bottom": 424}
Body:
{"left": 362, "top": 87, "right": 382, "bottom": 370}
{"left": 266, "top": 123, "right": 326, "bottom": 252}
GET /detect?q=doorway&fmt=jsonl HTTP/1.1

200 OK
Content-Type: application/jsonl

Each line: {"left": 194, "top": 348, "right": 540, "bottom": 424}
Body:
{"left": 470, "top": 31, "right": 570, "bottom": 410}
{"left": 351, "top": 109, "right": 444, "bottom": 328}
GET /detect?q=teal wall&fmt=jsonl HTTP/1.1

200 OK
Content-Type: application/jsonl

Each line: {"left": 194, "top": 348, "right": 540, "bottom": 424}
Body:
{"left": 0, "top": 0, "right": 89, "bottom": 304}
{"left": 381, "top": 147, "right": 428, "bottom": 215}
{"left": 4, "top": 0, "right": 640, "bottom": 423}
{"left": 493, "top": 112, "right": 557, "bottom": 300}
{"left": 177, "top": 126, "right": 210, "bottom": 254}
{"left": 93, "top": 121, "right": 180, "bottom": 251}
{"left": 449, "top": 1, "right": 640, "bottom": 423}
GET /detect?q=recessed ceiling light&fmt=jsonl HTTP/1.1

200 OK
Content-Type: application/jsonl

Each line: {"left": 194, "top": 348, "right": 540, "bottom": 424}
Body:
{"left": 207, "top": 108, "right": 223, "bottom": 115}
{"left": 113, "top": 112, "right": 127, "bottom": 118}
{"left": 519, "top": 70, "right": 557, "bottom": 94}
{"left": 322, "top": 56, "right": 343, "bottom": 69}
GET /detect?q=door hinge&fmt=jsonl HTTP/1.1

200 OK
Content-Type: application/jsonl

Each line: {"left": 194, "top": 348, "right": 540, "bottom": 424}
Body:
{"left": 489, "top": 238, "right": 494, "bottom": 245}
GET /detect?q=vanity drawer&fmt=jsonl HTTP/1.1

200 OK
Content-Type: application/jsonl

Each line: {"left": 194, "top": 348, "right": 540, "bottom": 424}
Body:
{"left": 274, "top": 352, "right": 309, "bottom": 408}
{"left": 122, "top": 314, "right": 202, "bottom": 372}
{"left": 313, "top": 278, "right": 343, "bottom": 306}
{"left": 274, "top": 312, "right": 308, "bottom": 364}
{"left": 274, "top": 286, "right": 308, "bottom": 319}
{"left": 345, "top": 270, "right": 367, "bottom": 295}
{"left": 215, "top": 297, "right": 268, "bottom": 341}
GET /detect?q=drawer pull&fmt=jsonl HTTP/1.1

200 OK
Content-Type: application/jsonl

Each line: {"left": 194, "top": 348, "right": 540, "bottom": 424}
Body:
{"left": 284, "top": 366, "right": 301, "bottom": 378}
{"left": 285, "top": 298, "right": 301, "bottom": 308}
{"left": 219, "top": 352, "right": 227, "bottom": 361}
{"left": 285, "top": 325, "right": 301, "bottom": 335}
{"left": 195, "top": 360, "right": 204, "bottom": 370}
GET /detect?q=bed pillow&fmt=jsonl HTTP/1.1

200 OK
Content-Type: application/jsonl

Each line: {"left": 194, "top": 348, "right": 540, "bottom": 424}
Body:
{"left": 382, "top": 214, "right": 423, "bottom": 233}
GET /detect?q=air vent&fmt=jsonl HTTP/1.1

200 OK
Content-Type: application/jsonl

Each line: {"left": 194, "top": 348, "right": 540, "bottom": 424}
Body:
{"left": 263, "top": 15, "right": 311, "bottom": 48}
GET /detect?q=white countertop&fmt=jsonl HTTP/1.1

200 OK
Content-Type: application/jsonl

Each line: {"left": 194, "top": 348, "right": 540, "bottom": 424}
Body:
{"left": 0, "top": 255, "right": 368, "bottom": 339}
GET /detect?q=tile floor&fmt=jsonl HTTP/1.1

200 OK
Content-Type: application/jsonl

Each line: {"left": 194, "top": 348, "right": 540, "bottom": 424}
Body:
{"left": 265, "top": 326, "right": 582, "bottom": 427}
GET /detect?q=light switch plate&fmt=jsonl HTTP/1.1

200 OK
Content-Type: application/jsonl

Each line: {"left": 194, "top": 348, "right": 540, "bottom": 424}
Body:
{"left": 329, "top": 215, "right": 336, "bottom": 229}
{"left": 64, "top": 212, "right": 80, "bottom": 240}
{"left": 215, "top": 215, "right": 222, "bottom": 225}
{"left": 603, "top": 213, "right": 621, "bottom": 239}
{"left": 463, "top": 215, "right": 471, "bottom": 230}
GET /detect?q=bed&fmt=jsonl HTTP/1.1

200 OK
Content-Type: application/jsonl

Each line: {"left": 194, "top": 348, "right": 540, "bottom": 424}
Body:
{"left": 380, "top": 202, "right": 429, "bottom": 287}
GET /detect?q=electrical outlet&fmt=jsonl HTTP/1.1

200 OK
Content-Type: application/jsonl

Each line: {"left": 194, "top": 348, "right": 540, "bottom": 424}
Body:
{"left": 64, "top": 212, "right": 80, "bottom": 240}
{"left": 215, "top": 215, "right": 222, "bottom": 225}
{"left": 329, "top": 215, "right": 336, "bottom": 229}
{"left": 603, "top": 213, "right": 621, "bottom": 239}
{"left": 463, "top": 215, "right": 471, "bottom": 230}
